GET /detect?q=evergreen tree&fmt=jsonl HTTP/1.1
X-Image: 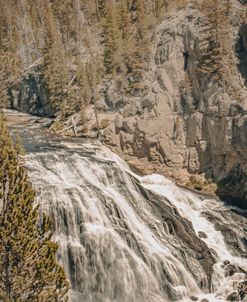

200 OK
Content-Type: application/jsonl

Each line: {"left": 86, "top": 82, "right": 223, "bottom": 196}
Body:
{"left": 135, "top": 0, "right": 150, "bottom": 41}
{"left": 42, "top": 2, "right": 70, "bottom": 112}
{"left": 51, "top": 0, "right": 76, "bottom": 48}
{"left": 118, "top": 0, "right": 130, "bottom": 40}
{"left": 123, "top": 0, "right": 151, "bottom": 94}
{"left": 97, "top": 0, "right": 107, "bottom": 20}
{"left": 0, "top": 51, "right": 20, "bottom": 108}
{"left": 77, "top": 62, "right": 92, "bottom": 108}
{"left": 198, "top": 0, "right": 237, "bottom": 88}
{"left": 101, "top": 0, "right": 120, "bottom": 76}
{"left": 0, "top": 119, "right": 69, "bottom": 302}
{"left": 117, "top": 0, "right": 134, "bottom": 74}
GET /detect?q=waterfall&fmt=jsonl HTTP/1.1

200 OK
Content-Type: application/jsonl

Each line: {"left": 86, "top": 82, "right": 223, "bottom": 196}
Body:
{"left": 7, "top": 111, "right": 247, "bottom": 302}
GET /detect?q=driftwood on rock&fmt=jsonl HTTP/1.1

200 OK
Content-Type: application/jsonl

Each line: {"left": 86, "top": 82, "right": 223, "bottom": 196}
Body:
{"left": 52, "top": 116, "right": 78, "bottom": 136}
{"left": 9, "top": 57, "right": 43, "bottom": 87}
{"left": 57, "top": 125, "right": 74, "bottom": 134}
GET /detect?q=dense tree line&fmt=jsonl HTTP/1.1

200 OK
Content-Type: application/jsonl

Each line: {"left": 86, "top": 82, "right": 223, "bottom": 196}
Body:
{"left": 0, "top": 51, "right": 20, "bottom": 108}
{"left": 0, "top": 117, "right": 69, "bottom": 301}
{"left": 0, "top": 0, "right": 169, "bottom": 113}
{"left": 0, "top": 0, "right": 244, "bottom": 114}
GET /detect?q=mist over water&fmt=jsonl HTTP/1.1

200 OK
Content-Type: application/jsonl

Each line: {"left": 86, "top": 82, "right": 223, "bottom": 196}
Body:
{"left": 7, "top": 111, "right": 247, "bottom": 302}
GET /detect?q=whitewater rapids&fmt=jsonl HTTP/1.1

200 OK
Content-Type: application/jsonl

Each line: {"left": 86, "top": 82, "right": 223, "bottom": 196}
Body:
{"left": 7, "top": 111, "right": 247, "bottom": 302}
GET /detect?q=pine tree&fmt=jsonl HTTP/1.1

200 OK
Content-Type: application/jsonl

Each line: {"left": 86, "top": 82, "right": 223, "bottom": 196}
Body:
{"left": 0, "top": 0, "right": 20, "bottom": 53}
{"left": 101, "top": 0, "right": 120, "bottom": 76}
{"left": 118, "top": 0, "right": 130, "bottom": 40}
{"left": 97, "top": 0, "right": 107, "bottom": 19}
{"left": 135, "top": 0, "right": 150, "bottom": 41}
{"left": 42, "top": 2, "right": 70, "bottom": 112}
{"left": 0, "top": 50, "right": 20, "bottom": 108}
{"left": 51, "top": 0, "right": 76, "bottom": 48}
{"left": 77, "top": 63, "right": 91, "bottom": 107}
{"left": 117, "top": 0, "right": 134, "bottom": 75}
{"left": 198, "top": 0, "right": 237, "bottom": 88}
{"left": 122, "top": 0, "right": 151, "bottom": 94}
{"left": 0, "top": 119, "right": 69, "bottom": 302}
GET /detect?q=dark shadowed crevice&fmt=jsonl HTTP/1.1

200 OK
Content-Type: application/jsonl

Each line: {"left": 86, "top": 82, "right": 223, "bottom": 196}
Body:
{"left": 216, "top": 164, "right": 247, "bottom": 210}
{"left": 237, "top": 24, "right": 247, "bottom": 86}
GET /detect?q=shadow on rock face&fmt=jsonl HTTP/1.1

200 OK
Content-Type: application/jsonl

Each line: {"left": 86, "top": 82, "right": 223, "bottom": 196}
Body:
{"left": 8, "top": 72, "right": 54, "bottom": 117}
{"left": 237, "top": 24, "right": 247, "bottom": 86}
{"left": 216, "top": 165, "right": 247, "bottom": 210}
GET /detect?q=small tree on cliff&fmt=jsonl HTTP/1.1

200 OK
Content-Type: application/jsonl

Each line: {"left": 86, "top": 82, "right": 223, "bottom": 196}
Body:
{"left": 0, "top": 118, "right": 69, "bottom": 302}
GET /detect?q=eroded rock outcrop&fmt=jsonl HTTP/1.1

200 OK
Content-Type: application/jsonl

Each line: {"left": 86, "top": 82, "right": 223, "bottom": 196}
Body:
{"left": 8, "top": 70, "right": 53, "bottom": 117}
{"left": 81, "top": 3, "right": 247, "bottom": 204}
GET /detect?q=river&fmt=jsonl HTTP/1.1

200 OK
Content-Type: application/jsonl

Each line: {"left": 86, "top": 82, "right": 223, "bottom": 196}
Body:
{"left": 6, "top": 110, "right": 247, "bottom": 302}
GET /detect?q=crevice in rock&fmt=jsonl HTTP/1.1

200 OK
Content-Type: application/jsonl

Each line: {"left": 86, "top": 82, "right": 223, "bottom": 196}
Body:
{"left": 216, "top": 165, "right": 247, "bottom": 209}
{"left": 8, "top": 72, "right": 54, "bottom": 117}
{"left": 183, "top": 51, "right": 189, "bottom": 71}
{"left": 237, "top": 24, "right": 247, "bottom": 86}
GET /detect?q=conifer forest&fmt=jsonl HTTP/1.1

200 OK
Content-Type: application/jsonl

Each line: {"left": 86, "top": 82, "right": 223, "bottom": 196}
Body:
{"left": 1, "top": 1, "right": 247, "bottom": 302}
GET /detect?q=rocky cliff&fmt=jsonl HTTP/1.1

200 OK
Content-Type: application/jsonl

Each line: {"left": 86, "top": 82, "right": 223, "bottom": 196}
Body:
{"left": 9, "top": 1, "right": 247, "bottom": 205}
{"left": 84, "top": 1, "right": 247, "bottom": 205}
{"left": 9, "top": 70, "right": 53, "bottom": 117}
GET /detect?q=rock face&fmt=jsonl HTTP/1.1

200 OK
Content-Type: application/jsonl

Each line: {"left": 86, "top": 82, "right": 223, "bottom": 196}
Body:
{"left": 8, "top": 71, "right": 53, "bottom": 117}
{"left": 82, "top": 4, "right": 247, "bottom": 205}
{"left": 8, "top": 2, "right": 247, "bottom": 204}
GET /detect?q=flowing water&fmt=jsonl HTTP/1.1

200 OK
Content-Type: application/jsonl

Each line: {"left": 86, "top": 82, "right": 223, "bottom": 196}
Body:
{"left": 6, "top": 111, "right": 247, "bottom": 302}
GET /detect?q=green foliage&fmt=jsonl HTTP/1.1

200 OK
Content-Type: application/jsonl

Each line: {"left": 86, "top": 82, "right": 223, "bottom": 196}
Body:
{"left": 198, "top": 0, "right": 237, "bottom": 85}
{"left": 99, "top": 0, "right": 155, "bottom": 93}
{"left": 50, "top": 0, "right": 76, "bottom": 47}
{"left": 197, "top": 0, "right": 241, "bottom": 101}
{"left": 0, "top": 0, "right": 243, "bottom": 116}
{"left": 42, "top": 4, "right": 70, "bottom": 112}
{"left": 77, "top": 63, "right": 92, "bottom": 106}
{"left": 0, "top": 120, "right": 69, "bottom": 302}
{"left": 101, "top": 0, "right": 120, "bottom": 75}
{"left": 135, "top": 0, "right": 151, "bottom": 41}
{"left": 0, "top": 0, "right": 169, "bottom": 108}
{"left": 0, "top": 51, "right": 20, "bottom": 108}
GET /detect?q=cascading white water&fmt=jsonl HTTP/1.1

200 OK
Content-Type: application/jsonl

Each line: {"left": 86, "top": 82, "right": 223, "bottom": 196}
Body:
{"left": 7, "top": 111, "right": 247, "bottom": 302}
{"left": 141, "top": 175, "right": 247, "bottom": 301}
